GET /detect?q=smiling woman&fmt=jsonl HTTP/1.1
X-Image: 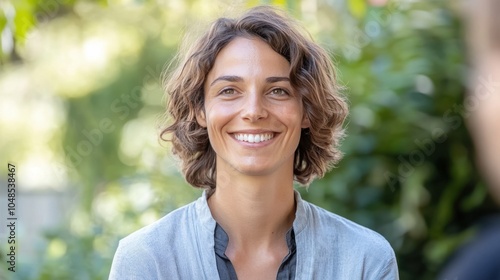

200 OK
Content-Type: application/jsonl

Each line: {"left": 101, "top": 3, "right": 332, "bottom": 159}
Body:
{"left": 109, "top": 5, "right": 399, "bottom": 280}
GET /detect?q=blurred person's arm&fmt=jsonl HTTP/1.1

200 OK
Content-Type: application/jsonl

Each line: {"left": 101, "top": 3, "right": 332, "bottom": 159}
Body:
{"left": 464, "top": 0, "right": 500, "bottom": 203}
{"left": 437, "top": 3, "right": 500, "bottom": 280}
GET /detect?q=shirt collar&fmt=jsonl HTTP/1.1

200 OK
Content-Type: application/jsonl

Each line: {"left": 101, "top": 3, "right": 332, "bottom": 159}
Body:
{"left": 195, "top": 189, "right": 309, "bottom": 234}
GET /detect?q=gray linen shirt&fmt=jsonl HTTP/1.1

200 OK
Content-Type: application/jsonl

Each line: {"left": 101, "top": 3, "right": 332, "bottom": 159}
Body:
{"left": 109, "top": 191, "right": 399, "bottom": 279}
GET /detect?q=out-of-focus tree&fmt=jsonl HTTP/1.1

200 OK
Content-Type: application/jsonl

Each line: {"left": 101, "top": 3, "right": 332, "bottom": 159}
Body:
{"left": 0, "top": 0, "right": 494, "bottom": 279}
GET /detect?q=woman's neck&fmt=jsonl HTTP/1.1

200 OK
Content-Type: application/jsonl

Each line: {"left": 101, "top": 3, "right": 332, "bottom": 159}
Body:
{"left": 207, "top": 169, "right": 296, "bottom": 251}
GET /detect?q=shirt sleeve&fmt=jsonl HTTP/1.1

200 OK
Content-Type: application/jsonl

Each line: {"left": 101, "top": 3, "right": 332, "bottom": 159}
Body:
{"left": 375, "top": 250, "right": 399, "bottom": 280}
{"left": 108, "top": 239, "right": 159, "bottom": 280}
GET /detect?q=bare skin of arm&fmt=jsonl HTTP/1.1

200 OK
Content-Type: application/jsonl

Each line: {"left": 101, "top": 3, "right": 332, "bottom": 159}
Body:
{"left": 464, "top": 0, "right": 500, "bottom": 203}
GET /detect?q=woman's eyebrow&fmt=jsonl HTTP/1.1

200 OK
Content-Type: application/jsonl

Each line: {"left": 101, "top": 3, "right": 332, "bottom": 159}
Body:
{"left": 266, "top": 76, "right": 290, "bottom": 83}
{"left": 209, "top": 76, "right": 290, "bottom": 87}
{"left": 209, "top": 75, "right": 243, "bottom": 87}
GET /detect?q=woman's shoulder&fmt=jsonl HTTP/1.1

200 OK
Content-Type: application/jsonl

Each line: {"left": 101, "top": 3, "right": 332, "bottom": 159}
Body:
{"left": 299, "top": 199, "right": 393, "bottom": 252}
{"left": 295, "top": 199, "right": 399, "bottom": 278}
{"left": 120, "top": 199, "right": 199, "bottom": 247}
{"left": 109, "top": 196, "right": 216, "bottom": 279}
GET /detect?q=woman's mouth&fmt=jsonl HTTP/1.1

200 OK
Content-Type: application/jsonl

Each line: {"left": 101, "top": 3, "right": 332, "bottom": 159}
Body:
{"left": 233, "top": 133, "right": 275, "bottom": 143}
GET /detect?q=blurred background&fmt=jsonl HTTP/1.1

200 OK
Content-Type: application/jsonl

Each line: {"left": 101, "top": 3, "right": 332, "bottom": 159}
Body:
{"left": 0, "top": 0, "right": 497, "bottom": 279}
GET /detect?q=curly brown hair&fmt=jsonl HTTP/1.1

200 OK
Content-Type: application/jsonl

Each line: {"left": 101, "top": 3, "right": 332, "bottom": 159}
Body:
{"left": 160, "top": 5, "right": 348, "bottom": 190}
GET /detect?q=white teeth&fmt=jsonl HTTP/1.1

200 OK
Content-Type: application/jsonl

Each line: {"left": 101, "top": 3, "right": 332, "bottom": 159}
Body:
{"left": 234, "top": 133, "right": 274, "bottom": 143}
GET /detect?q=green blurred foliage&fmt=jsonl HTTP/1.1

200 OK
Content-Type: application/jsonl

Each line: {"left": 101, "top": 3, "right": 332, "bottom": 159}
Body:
{"left": 0, "top": 0, "right": 497, "bottom": 279}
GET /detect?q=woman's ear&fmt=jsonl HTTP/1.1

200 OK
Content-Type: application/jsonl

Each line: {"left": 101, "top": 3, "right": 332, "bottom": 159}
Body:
{"left": 301, "top": 113, "right": 310, "bottom": 128}
{"left": 196, "top": 109, "right": 207, "bottom": 127}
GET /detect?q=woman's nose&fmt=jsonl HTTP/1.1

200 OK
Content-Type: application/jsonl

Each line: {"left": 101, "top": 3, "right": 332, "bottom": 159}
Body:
{"left": 240, "top": 92, "right": 268, "bottom": 122}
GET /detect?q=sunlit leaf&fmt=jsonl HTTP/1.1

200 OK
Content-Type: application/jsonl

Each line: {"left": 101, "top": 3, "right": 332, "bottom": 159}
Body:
{"left": 348, "top": 0, "right": 366, "bottom": 18}
{"left": 271, "top": 0, "right": 287, "bottom": 8}
{"left": 13, "top": 10, "right": 35, "bottom": 45}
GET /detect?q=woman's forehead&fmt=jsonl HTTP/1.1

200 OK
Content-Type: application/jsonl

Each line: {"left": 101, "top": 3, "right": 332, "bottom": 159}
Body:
{"left": 206, "top": 37, "right": 291, "bottom": 83}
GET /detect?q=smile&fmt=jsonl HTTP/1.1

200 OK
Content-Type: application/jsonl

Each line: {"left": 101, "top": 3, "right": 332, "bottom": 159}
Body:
{"left": 234, "top": 133, "right": 274, "bottom": 143}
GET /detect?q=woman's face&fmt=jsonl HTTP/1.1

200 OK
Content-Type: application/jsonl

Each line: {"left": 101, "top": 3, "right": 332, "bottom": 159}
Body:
{"left": 198, "top": 36, "right": 309, "bottom": 178}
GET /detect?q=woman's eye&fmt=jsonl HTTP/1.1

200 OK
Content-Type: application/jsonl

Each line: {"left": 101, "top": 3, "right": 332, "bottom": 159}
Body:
{"left": 220, "top": 88, "right": 235, "bottom": 95}
{"left": 271, "top": 88, "right": 288, "bottom": 96}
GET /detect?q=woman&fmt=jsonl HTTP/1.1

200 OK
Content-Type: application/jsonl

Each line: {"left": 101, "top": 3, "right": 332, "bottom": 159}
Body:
{"left": 110, "top": 6, "right": 398, "bottom": 279}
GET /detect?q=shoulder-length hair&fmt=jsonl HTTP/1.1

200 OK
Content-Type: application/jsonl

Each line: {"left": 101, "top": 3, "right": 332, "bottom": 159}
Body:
{"left": 160, "top": 5, "right": 348, "bottom": 190}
